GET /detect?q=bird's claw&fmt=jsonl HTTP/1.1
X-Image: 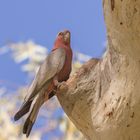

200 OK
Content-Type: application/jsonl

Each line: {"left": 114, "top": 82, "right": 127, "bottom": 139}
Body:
{"left": 53, "top": 79, "right": 68, "bottom": 92}
{"left": 57, "top": 81, "right": 67, "bottom": 89}
{"left": 57, "top": 81, "right": 68, "bottom": 93}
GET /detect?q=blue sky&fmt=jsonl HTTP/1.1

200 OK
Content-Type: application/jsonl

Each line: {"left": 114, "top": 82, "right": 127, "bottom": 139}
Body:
{"left": 0, "top": 0, "right": 106, "bottom": 86}
{"left": 0, "top": 1, "right": 106, "bottom": 139}
{"left": 0, "top": 0, "right": 106, "bottom": 56}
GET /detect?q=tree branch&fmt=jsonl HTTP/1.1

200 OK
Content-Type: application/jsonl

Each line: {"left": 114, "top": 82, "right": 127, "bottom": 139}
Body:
{"left": 57, "top": 1, "right": 140, "bottom": 140}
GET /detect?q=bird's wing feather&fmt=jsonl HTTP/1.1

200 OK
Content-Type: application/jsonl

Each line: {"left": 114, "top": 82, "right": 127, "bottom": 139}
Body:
{"left": 25, "top": 47, "right": 66, "bottom": 101}
{"left": 14, "top": 48, "right": 66, "bottom": 121}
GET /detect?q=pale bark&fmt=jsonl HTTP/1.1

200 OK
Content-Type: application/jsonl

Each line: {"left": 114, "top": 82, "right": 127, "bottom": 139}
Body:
{"left": 57, "top": 0, "right": 140, "bottom": 140}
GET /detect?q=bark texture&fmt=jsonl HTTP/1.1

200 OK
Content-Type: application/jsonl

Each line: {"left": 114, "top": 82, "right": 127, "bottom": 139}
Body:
{"left": 57, "top": 0, "right": 140, "bottom": 140}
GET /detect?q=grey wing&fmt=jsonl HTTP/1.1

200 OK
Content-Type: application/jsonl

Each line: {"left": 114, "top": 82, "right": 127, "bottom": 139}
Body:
{"left": 25, "top": 47, "right": 66, "bottom": 101}
{"left": 14, "top": 48, "right": 66, "bottom": 121}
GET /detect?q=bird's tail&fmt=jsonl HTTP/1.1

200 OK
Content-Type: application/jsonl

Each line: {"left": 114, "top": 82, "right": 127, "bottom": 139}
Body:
{"left": 14, "top": 100, "right": 33, "bottom": 121}
{"left": 14, "top": 81, "right": 37, "bottom": 121}
{"left": 14, "top": 84, "right": 55, "bottom": 137}
{"left": 14, "top": 89, "right": 55, "bottom": 121}
{"left": 23, "top": 94, "right": 44, "bottom": 137}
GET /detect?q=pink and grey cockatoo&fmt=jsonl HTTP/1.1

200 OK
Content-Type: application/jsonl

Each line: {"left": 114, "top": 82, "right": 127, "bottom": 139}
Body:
{"left": 14, "top": 30, "right": 73, "bottom": 137}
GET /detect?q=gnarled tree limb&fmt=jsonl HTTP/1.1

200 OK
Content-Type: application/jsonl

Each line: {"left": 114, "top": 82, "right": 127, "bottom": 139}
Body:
{"left": 57, "top": 1, "right": 140, "bottom": 140}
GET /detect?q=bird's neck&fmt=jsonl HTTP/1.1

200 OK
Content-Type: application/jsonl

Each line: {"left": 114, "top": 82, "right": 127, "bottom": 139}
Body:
{"left": 52, "top": 40, "right": 70, "bottom": 51}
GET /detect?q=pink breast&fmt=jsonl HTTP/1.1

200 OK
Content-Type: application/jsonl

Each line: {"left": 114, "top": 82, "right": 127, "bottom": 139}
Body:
{"left": 58, "top": 48, "right": 72, "bottom": 82}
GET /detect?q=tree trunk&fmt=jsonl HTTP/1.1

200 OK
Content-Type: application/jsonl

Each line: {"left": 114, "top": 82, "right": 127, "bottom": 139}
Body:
{"left": 57, "top": 0, "right": 140, "bottom": 140}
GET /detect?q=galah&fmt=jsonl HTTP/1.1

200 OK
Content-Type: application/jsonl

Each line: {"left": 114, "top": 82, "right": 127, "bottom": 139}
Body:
{"left": 14, "top": 30, "right": 73, "bottom": 137}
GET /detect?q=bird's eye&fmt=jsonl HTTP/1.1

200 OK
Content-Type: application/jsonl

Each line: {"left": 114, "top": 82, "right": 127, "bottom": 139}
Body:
{"left": 58, "top": 32, "right": 63, "bottom": 36}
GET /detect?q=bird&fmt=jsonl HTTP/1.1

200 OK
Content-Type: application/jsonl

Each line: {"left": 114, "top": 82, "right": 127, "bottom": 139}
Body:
{"left": 14, "top": 30, "right": 73, "bottom": 137}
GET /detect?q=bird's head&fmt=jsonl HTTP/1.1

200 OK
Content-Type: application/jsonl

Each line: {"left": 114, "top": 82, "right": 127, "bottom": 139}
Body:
{"left": 55, "top": 30, "right": 71, "bottom": 46}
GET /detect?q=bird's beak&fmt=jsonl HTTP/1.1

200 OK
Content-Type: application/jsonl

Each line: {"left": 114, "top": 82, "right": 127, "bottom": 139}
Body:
{"left": 63, "top": 30, "right": 71, "bottom": 44}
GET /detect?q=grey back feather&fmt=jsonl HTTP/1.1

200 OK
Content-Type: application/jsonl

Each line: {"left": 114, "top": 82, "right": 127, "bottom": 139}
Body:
{"left": 24, "top": 48, "right": 66, "bottom": 102}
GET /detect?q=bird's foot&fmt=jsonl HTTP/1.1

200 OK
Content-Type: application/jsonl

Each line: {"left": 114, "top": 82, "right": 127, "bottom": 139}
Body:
{"left": 53, "top": 79, "right": 66, "bottom": 88}
{"left": 57, "top": 82, "right": 68, "bottom": 93}
{"left": 53, "top": 79, "right": 68, "bottom": 93}
{"left": 53, "top": 79, "right": 59, "bottom": 87}
{"left": 57, "top": 81, "right": 67, "bottom": 88}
